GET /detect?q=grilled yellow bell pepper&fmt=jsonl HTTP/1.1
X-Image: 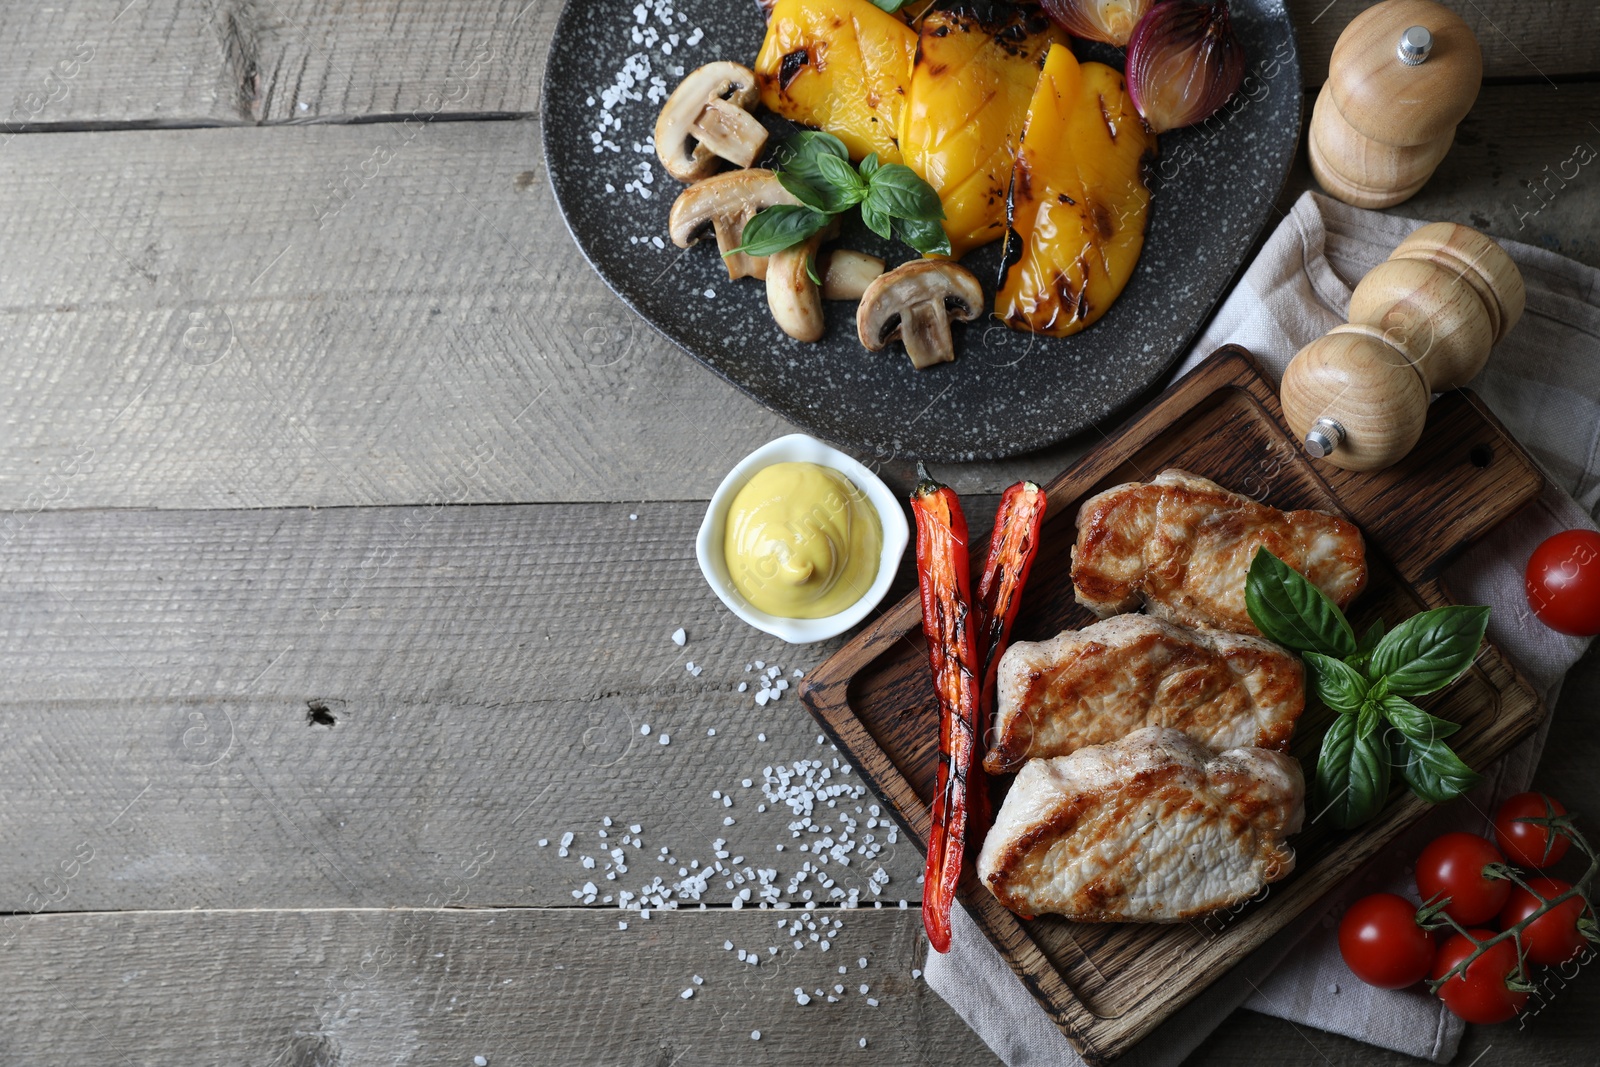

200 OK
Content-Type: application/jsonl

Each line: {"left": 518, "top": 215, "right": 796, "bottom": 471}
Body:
{"left": 754, "top": 0, "right": 918, "bottom": 164}
{"left": 898, "top": 4, "right": 1065, "bottom": 260}
{"left": 996, "top": 44, "right": 1155, "bottom": 336}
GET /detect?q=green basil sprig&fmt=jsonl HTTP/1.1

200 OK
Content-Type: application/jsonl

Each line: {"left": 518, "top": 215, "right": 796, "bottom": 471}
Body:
{"left": 1245, "top": 548, "right": 1488, "bottom": 829}
{"left": 724, "top": 131, "right": 951, "bottom": 260}
{"left": 866, "top": 0, "right": 916, "bottom": 12}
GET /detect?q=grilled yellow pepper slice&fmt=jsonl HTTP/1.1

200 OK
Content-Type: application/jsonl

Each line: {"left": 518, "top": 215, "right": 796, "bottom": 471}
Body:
{"left": 996, "top": 44, "right": 1155, "bottom": 336}
{"left": 898, "top": 4, "right": 1065, "bottom": 260}
{"left": 755, "top": 0, "right": 918, "bottom": 164}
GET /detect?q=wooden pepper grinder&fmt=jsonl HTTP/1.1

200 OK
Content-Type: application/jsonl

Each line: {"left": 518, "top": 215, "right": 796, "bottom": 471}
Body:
{"left": 1281, "top": 222, "right": 1524, "bottom": 471}
{"left": 1309, "top": 0, "right": 1482, "bottom": 209}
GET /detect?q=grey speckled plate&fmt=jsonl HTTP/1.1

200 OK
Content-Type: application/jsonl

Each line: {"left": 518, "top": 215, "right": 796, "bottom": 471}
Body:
{"left": 542, "top": 0, "right": 1301, "bottom": 462}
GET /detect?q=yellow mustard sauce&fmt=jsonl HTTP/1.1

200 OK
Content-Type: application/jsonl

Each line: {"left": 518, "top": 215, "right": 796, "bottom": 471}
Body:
{"left": 724, "top": 461, "right": 883, "bottom": 619}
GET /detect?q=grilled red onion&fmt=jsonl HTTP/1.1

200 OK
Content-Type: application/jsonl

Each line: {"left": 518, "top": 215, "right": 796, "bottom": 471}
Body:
{"left": 1042, "top": 0, "right": 1153, "bottom": 45}
{"left": 1126, "top": 1, "right": 1246, "bottom": 133}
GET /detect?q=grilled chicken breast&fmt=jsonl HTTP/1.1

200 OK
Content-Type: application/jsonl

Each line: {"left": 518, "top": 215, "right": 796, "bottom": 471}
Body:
{"left": 977, "top": 727, "right": 1304, "bottom": 922}
{"left": 984, "top": 615, "right": 1304, "bottom": 773}
{"left": 1071, "top": 469, "right": 1367, "bottom": 634}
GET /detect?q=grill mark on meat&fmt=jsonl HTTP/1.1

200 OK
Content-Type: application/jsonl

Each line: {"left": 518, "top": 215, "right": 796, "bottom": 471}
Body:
{"left": 1071, "top": 469, "right": 1367, "bottom": 635}
{"left": 986, "top": 616, "right": 1304, "bottom": 773}
{"left": 978, "top": 728, "right": 1303, "bottom": 922}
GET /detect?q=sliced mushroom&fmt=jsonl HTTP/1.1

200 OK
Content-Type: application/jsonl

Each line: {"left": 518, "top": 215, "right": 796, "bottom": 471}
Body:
{"left": 765, "top": 220, "right": 841, "bottom": 343}
{"left": 669, "top": 169, "right": 800, "bottom": 281}
{"left": 655, "top": 63, "right": 769, "bottom": 183}
{"left": 766, "top": 234, "right": 827, "bottom": 343}
{"left": 820, "top": 250, "right": 885, "bottom": 301}
{"left": 857, "top": 261, "right": 985, "bottom": 370}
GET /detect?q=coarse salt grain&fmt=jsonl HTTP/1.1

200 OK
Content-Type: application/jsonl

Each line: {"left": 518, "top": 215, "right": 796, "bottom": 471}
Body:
{"left": 680, "top": 988, "right": 694, "bottom": 999}
{"left": 640, "top": 724, "right": 651, "bottom": 736}
{"left": 671, "top": 627, "right": 686, "bottom": 646}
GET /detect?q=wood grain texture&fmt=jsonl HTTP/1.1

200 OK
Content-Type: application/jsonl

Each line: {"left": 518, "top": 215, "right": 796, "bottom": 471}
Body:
{"left": 1280, "top": 82, "right": 1600, "bottom": 271}
{"left": 0, "top": 1, "right": 555, "bottom": 130}
{"left": 0, "top": 500, "right": 927, "bottom": 910}
{"left": 801, "top": 350, "right": 1545, "bottom": 1063}
{"left": 1289, "top": 0, "right": 1600, "bottom": 86}
{"left": 0, "top": 2, "right": 1589, "bottom": 132}
{"left": 0, "top": 906, "right": 999, "bottom": 1066}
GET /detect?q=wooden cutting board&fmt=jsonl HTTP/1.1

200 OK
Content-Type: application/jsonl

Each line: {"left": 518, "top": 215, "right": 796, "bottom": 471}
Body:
{"left": 798, "top": 347, "right": 1546, "bottom": 1065}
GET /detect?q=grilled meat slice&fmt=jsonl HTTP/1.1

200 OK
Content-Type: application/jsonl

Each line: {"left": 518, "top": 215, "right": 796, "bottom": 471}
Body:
{"left": 1071, "top": 469, "right": 1367, "bottom": 634}
{"left": 984, "top": 615, "right": 1304, "bottom": 774}
{"left": 977, "top": 727, "right": 1304, "bottom": 922}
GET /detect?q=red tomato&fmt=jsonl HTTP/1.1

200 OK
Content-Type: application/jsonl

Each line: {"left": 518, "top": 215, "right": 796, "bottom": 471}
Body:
{"left": 1416, "top": 833, "right": 1511, "bottom": 925}
{"left": 1494, "top": 792, "right": 1572, "bottom": 868}
{"left": 1524, "top": 529, "right": 1600, "bottom": 637}
{"left": 1339, "top": 893, "right": 1436, "bottom": 988}
{"left": 1499, "top": 877, "right": 1592, "bottom": 966}
{"left": 1431, "top": 929, "right": 1529, "bottom": 1024}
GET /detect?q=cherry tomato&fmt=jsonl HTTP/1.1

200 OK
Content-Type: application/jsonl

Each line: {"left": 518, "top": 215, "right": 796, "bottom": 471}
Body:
{"left": 1415, "top": 833, "right": 1510, "bottom": 925}
{"left": 1499, "top": 877, "right": 1592, "bottom": 966}
{"left": 1524, "top": 529, "right": 1600, "bottom": 637}
{"left": 1431, "top": 929, "right": 1529, "bottom": 1024}
{"left": 1339, "top": 893, "right": 1436, "bottom": 988}
{"left": 1493, "top": 792, "right": 1572, "bottom": 869}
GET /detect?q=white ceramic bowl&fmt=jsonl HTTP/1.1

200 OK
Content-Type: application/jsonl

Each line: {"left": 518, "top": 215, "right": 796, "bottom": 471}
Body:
{"left": 697, "top": 434, "right": 910, "bottom": 644}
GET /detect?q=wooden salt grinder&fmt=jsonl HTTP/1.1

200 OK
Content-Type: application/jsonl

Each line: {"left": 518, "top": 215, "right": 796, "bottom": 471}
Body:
{"left": 1280, "top": 222, "right": 1525, "bottom": 471}
{"left": 1309, "top": 0, "right": 1482, "bottom": 209}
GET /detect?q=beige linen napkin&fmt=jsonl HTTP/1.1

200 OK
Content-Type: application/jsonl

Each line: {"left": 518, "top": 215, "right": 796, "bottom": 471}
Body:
{"left": 926, "top": 191, "right": 1600, "bottom": 1066}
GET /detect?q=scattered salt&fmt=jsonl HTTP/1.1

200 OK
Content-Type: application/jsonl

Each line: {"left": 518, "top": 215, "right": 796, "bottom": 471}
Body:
{"left": 659, "top": 734, "right": 670, "bottom": 745}
{"left": 680, "top": 988, "right": 694, "bottom": 1000}
{"left": 640, "top": 724, "right": 651, "bottom": 736}
{"left": 671, "top": 627, "right": 686, "bottom": 646}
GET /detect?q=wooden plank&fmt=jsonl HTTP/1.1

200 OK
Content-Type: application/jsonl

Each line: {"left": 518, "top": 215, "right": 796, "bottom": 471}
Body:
{"left": 0, "top": 2, "right": 1590, "bottom": 132}
{"left": 0, "top": 906, "right": 1000, "bottom": 1066}
{"left": 1278, "top": 82, "right": 1600, "bottom": 271}
{"left": 1289, "top": 0, "right": 1600, "bottom": 86}
{"left": 0, "top": 116, "right": 1082, "bottom": 511}
{"left": 0, "top": 500, "right": 929, "bottom": 911}
{"left": 0, "top": 1, "right": 556, "bottom": 130}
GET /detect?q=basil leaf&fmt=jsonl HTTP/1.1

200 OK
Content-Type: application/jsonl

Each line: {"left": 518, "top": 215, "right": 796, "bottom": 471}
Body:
{"left": 1316, "top": 711, "right": 1391, "bottom": 829}
{"left": 1380, "top": 694, "right": 1462, "bottom": 743}
{"left": 859, "top": 152, "right": 882, "bottom": 181}
{"left": 814, "top": 153, "right": 868, "bottom": 211}
{"left": 865, "top": 163, "right": 945, "bottom": 221}
{"left": 805, "top": 252, "right": 821, "bottom": 287}
{"left": 1304, "top": 651, "right": 1368, "bottom": 712}
{"left": 1347, "top": 617, "right": 1387, "bottom": 672}
{"left": 1369, "top": 605, "right": 1490, "bottom": 696}
{"left": 860, "top": 198, "right": 893, "bottom": 242}
{"left": 1356, "top": 698, "right": 1382, "bottom": 741}
{"left": 866, "top": 0, "right": 912, "bottom": 11}
{"left": 896, "top": 216, "right": 953, "bottom": 257}
{"left": 723, "top": 205, "right": 831, "bottom": 258}
{"left": 776, "top": 171, "right": 831, "bottom": 212}
{"left": 1245, "top": 547, "right": 1357, "bottom": 658}
{"left": 1390, "top": 729, "right": 1481, "bottom": 805}
{"left": 774, "top": 131, "right": 851, "bottom": 189}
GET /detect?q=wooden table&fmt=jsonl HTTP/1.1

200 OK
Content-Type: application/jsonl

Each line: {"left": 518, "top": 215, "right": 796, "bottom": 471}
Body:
{"left": 1, "top": 3, "right": 1595, "bottom": 1063}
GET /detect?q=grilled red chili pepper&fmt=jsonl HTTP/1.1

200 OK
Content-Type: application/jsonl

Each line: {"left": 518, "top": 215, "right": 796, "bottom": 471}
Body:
{"left": 970, "top": 481, "right": 1047, "bottom": 835}
{"left": 912, "top": 467, "right": 981, "bottom": 954}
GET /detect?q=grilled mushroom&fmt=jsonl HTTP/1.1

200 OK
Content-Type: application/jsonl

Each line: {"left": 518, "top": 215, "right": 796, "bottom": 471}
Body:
{"left": 764, "top": 219, "right": 846, "bottom": 342}
{"left": 668, "top": 169, "right": 800, "bottom": 281}
{"left": 820, "top": 250, "right": 885, "bottom": 301}
{"left": 856, "top": 261, "right": 985, "bottom": 369}
{"left": 655, "top": 62, "right": 769, "bottom": 183}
